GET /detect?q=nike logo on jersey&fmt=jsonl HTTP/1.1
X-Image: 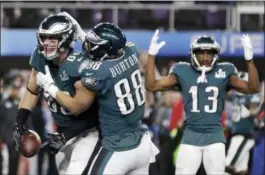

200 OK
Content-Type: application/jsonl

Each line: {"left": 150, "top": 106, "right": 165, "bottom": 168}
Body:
{"left": 215, "top": 69, "right": 226, "bottom": 78}
{"left": 85, "top": 73, "right": 94, "bottom": 76}
{"left": 77, "top": 57, "right": 83, "bottom": 62}
{"left": 60, "top": 70, "right": 69, "bottom": 81}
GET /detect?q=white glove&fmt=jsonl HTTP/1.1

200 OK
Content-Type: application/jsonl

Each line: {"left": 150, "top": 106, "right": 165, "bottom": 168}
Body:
{"left": 61, "top": 11, "right": 86, "bottom": 42}
{"left": 148, "top": 29, "right": 166, "bottom": 56}
{"left": 36, "top": 65, "right": 59, "bottom": 98}
{"left": 241, "top": 34, "right": 253, "bottom": 61}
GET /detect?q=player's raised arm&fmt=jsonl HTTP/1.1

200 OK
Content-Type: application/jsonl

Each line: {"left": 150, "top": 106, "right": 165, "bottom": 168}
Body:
{"left": 145, "top": 30, "right": 178, "bottom": 92}
{"left": 229, "top": 35, "right": 260, "bottom": 94}
{"left": 36, "top": 65, "right": 95, "bottom": 116}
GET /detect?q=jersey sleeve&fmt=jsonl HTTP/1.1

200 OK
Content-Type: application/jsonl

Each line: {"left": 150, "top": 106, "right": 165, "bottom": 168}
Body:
{"left": 65, "top": 51, "right": 86, "bottom": 77}
{"left": 169, "top": 62, "right": 190, "bottom": 78}
{"left": 126, "top": 41, "right": 140, "bottom": 57}
{"left": 80, "top": 61, "right": 107, "bottom": 94}
{"left": 223, "top": 62, "right": 239, "bottom": 77}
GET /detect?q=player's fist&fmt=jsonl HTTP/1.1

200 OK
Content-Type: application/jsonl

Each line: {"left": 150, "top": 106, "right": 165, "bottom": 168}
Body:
{"left": 13, "top": 123, "right": 29, "bottom": 152}
{"left": 41, "top": 133, "right": 66, "bottom": 155}
{"left": 36, "top": 65, "right": 58, "bottom": 98}
{"left": 241, "top": 34, "right": 253, "bottom": 61}
{"left": 148, "top": 29, "right": 166, "bottom": 56}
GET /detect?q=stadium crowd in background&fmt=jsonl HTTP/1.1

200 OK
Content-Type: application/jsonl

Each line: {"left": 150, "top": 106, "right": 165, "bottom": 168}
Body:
{"left": 1, "top": 1, "right": 263, "bottom": 31}
{"left": 1, "top": 54, "right": 264, "bottom": 175}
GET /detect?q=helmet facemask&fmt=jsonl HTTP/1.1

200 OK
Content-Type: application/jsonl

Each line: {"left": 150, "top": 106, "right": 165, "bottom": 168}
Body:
{"left": 82, "top": 31, "right": 110, "bottom": 61}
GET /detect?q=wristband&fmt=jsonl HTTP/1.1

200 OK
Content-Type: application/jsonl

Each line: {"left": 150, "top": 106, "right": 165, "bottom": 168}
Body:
{"left": 16, "top": 108, "right": 31, "bottom": 125}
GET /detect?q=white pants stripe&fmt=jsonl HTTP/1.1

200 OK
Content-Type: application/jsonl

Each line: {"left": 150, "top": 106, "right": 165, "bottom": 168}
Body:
{"left": 55, "top": 130, "right": 99, "bottom": 175}
{"left": 86, "top": 132, "right": 159, "bottom": 175}
{"left": 225, "top": 135, "right": 255, "bottom": 172}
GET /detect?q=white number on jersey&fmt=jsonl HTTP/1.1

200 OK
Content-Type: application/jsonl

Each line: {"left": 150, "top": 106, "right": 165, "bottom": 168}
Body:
{"left": 44, "top": 91, "right": 72, "bottom": 115}
{"left": 231, "top": 104, "right": 250, "bottom": 122}
{"left": 114, "top": 69, "right": 145, "bottom": 115}
{"left": 189, "top": 86, "right": 219, "bottom": 113}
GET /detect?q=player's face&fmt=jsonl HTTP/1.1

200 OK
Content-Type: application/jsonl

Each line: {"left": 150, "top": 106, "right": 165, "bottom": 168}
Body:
{"left": 195, "top": 50, "right": 215, "bottom": 67}
{"left": 42, "top": 36, "right": 59, "bottom": 56}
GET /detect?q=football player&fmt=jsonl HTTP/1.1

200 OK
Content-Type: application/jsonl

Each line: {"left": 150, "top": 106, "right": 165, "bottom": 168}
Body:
{"left": 36, "top": 21, "right": 159, "bottom": 174}
{"left": 144, "top": 30, "right": 260, "bottom": 174}
{"left": 225, "top": 72, "right": 261, "bottom": 175}
{"left": 13, "top": 14, "right": 99, "bottom": 174}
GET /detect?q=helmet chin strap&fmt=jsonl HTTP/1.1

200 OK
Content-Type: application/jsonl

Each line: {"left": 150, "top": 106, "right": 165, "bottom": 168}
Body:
{"left": 99, "top": 53, "right": 109, "bottom": 61}
{"left": 197, "top": 66, "right": 208, "bottom": 83}
{"left": 193, "top": 54, "right": 218, "bottom": 83}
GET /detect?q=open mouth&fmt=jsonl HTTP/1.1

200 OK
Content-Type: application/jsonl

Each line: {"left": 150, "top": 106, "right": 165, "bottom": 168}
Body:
{"left": 201, "top": 62, "right": 211, "bottom": 66}
{"left": 44, "top": 47, "right": 56, "bottom": 54}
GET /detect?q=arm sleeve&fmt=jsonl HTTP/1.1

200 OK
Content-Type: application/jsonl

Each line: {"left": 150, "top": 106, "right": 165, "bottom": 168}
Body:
{"left": 227, "top": 63, "right": 239, "bottom": 77}
{"left": 81, "top": 69, "right": 106, "bottom": 94}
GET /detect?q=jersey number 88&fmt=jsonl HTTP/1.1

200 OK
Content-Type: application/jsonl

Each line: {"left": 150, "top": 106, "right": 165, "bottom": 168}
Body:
{"left": 114, "top": 69, "right": 145, "bottom": 115}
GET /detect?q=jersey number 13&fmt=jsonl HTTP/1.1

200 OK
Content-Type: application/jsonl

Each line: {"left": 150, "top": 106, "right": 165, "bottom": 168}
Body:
{"left": 189, "top": 86, "right": 219, "bottom": 113}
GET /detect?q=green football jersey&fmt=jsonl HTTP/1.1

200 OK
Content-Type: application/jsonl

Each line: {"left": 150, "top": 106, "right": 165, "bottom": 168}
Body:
{"left": 80, "top": 42, "right": 146, "bottom": 151}
{"left": 30, "top": 49, "right": 98, "bottom": 131}
{"left": 169, "top": 62, "right": 238, "bottom": 146}
{"left": 231, "top": 93, "right": 260, "bottom": 136}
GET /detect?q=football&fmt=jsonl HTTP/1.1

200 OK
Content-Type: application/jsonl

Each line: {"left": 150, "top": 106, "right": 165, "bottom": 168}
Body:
{"left": 19, "top": 130, "right": 41, "bottom": 158}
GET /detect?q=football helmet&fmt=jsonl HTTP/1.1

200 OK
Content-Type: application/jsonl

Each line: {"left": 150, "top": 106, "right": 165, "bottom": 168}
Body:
{"left": 37, "top": 14, "right": 75, "bottom": 60}
{"left": 190, "top": 35, "right": 220, "bottom": 72}
{"left": 82, "top": 22, "right": 126, "bottom": 61}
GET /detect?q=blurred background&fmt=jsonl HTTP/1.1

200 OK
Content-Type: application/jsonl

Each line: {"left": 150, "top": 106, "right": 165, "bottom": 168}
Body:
{"left": 0, "top": 1, "right": 264, "bottom": 175}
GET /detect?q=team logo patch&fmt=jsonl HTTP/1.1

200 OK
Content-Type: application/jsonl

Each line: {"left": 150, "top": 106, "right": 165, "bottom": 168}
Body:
{"left": 215, "top": 69, "right": 226, "bottom": 78}
{"left": 60, "top": 70, "right": 69, "bottom": 81}
{"left": 83, "top": 77, "right": 98, "bottom": 87}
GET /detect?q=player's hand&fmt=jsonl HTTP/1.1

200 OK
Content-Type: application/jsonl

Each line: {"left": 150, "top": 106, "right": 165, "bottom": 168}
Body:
{"left": 13, "top": 123, "right": 29, "bottom": 151}
{"left": 241, "top": 34, "right": 253, "bottom": 61}
{"left": 41, "top": 133, "right": 66, "bottom": 155}
{"left": 36, "top": 65, "right": 58, "bottom": 98}
{"left": 148, "top": 29, "right": 166, "bottom": 56}
{"left": 60, "top": 11, "right": 86, "bottom": 42}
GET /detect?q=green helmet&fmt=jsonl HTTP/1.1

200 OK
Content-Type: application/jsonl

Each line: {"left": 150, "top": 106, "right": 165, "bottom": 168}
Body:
{"left": 37, "top": 14, "right": 75, "bottom": 60}
{"left": 82, "top": 22, "right": 126, "bottom": 61}
{"left": 190, "top": 35, "right": 220, "bottom": 72}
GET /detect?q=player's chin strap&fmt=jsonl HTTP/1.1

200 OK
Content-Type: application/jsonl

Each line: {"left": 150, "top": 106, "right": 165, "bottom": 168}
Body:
{"left": 197, "top": 66, "right": 210, "bottom": 83}
{"left": 192, "top": 53, "right": 218, "bottom": 84}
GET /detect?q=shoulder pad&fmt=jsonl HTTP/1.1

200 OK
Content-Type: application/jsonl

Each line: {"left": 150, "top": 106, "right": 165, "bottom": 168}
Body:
{"left": 66, "top": 51, "right": 86, "bottom": 63}
{"left": 80, "top": 60, "right": 108, "bottom": 81}
{"left": 125, "top": 41, "right": 136, "bottom": 47}
{"left": 64, "top": 51, "right": 87, "bottom": 76}
{"left": 125, "top": 41, "right": 140, "bottom": 57}
{"left": 217, "top": 62, "right": 235, "bottom": 67}
{"left": 80, "top": 60, "right": 108, "bottom": 94}
{"left": 217, "top": 62, "right": 238, "bottom": 75}
{"left": 169, "top": 62, "right": 190, "bottom": 74}
{"left": 176, "top": 62, "right": 190, "bottom": 66}
{"left": 217, "top": 62, "right": 238, "bottom": 74}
